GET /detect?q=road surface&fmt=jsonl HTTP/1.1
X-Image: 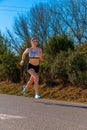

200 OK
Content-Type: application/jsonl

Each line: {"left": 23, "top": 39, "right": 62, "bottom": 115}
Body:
{"left": 0, "top": 94, "right": 87, "bottom": 130}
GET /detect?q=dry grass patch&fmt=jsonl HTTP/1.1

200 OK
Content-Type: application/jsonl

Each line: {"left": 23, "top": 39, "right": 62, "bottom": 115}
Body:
{"left": 0, "top": 81, "right": 87, "bottom": 103}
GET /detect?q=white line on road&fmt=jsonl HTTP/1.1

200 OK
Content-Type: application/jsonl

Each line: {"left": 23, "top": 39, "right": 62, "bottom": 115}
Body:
{"left": 0, "top": 114, "right": 25, "bottom": 120}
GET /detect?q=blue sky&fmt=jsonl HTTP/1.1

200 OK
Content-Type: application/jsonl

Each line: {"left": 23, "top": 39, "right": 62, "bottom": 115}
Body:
{"left": 0, "top": 0, "right": 50, "bottom": 34}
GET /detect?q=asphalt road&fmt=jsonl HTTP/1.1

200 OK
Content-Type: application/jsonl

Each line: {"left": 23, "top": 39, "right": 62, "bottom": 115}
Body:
{"left": 0, "top": 94, "right": 87, "bottom": 130}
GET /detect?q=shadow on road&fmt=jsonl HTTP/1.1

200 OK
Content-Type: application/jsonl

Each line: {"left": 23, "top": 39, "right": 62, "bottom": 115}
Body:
{"left": 34, "top": 100, "right": 87, "bottom": 109}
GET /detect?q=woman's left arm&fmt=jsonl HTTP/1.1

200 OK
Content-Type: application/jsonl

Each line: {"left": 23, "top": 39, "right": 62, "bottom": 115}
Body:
{"left": 39, "top": 48, "right": 44, "bottom": 61}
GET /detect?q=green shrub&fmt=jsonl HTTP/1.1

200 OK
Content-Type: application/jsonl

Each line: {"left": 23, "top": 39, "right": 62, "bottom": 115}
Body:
{"left": 51, "top": 51, "right": 69, "bottom": 81}
{"left": 0, "top": 51, "right": 20, "bottom": 82}
{"left": 45, "top": 35, "right": 74, "bottom": 58}
{"left": 43, "top": 35, "right": 75, "bottom": 86}
{"left": 39, "top": 57, "right": 53, "bottom": 86}
{"left": 49, "top": 43, "right": 87, "bottom": 88}
{"left": 66, "top": 46, "right": 87, "bottom": 87}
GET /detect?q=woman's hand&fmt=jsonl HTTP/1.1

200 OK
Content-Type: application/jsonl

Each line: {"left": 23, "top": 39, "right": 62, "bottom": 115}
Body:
{"left": 20, "top": 60, "right": 24, "bottom": 66}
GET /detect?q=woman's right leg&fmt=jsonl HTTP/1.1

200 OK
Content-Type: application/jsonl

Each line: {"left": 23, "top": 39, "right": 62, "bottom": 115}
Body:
{"left": 26, "top": 76, "right": 34, "bottom": 89}
{"left": 22, "top": 73, "right": 34, "bottom": 95}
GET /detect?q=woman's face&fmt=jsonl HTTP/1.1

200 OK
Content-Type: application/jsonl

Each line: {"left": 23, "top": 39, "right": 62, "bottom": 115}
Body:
{"left": 31, "top": 39, "right": 38, "bottom": 47}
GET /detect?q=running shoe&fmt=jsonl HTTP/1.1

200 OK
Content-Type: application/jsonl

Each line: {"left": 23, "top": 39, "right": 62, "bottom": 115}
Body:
{"left": 35, "top": 93, "right": 41, "bottom": 99}
{"left": 22, "top": 85, "right": 26, "bottom": 95}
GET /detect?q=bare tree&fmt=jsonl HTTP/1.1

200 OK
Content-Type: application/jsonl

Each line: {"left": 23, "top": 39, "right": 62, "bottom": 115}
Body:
{"left": 7, "top": 14, "right": 31, "bottom": 54}
{"left": 13, "top": 14, "right": 31, "bottom": 47}
{"left": 28, "top": 3, "right": 51, "bottom": 48}
{"left": 6, "top": 0, "right": 87, "bottom": 53}
{"left": 49, "top": 0, "right": 66, "bottom": 36}
{"left": 59, "top": 0, "right": 87, "bottom": 44}
{"left": 6, "top": 29, "right": 21, "bottom": 54}
{"left": 49, "top": 0, "right": 87, "bottom": 44}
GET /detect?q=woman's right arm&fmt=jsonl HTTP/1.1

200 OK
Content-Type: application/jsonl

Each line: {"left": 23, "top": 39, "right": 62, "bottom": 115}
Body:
{"left": 20, "top": 48, "right": 30, "bottom": 66}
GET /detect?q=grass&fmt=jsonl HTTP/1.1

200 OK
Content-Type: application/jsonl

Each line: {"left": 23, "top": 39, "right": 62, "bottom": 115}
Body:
{"left": 0, "top": 81, "right": 87, "bottom": 104}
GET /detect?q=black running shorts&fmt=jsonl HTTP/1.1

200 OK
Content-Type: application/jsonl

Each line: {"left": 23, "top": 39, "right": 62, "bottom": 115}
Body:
{"left": 27, "top": 63, "right": 39, "bottom": 73}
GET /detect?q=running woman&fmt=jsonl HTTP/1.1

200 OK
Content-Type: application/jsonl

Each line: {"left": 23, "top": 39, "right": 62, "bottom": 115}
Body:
{"left": 20, "top": 37, "right": 44, "bottom": 99}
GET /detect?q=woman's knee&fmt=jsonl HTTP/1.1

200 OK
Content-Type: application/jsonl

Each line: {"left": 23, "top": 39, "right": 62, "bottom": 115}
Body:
{"left": 27, "top": 69, "right": 39, "bottom": 85}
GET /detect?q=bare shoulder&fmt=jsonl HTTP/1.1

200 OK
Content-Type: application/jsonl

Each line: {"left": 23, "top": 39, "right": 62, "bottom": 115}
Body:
{"left": 24, "top": 48, "right": 30, "bottom": 54}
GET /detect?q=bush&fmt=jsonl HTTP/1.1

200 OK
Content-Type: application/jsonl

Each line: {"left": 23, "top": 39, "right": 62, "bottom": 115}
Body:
{"left": 49, "top": 43, "right": 87, "bottom": 88}
{"left": 0, "top": 51, "right": 20, "bottom": 82}
{"left": 41, "top": 39, "right": 87, "bottom": 88}
{"left": 43, "top": 35, "right": 75, "bottom": 86}
{"left": 51, "top": 51, "right": 69, "bottom": 82}
{"left": 39, "top": 57, "right": 53, "bottom": 86}
{"left": 45, "top": 35, "right": 74, "bottom": 58}
{"left": 66, "top": 46, "right": 87, "bottom": 87}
